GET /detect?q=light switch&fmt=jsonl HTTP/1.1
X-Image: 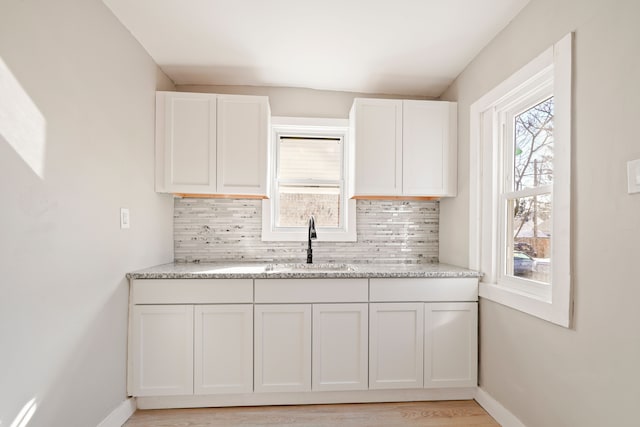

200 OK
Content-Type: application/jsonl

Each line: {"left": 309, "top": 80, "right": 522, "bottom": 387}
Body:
{"left": 628, "top": 159, "right": 640, "bottom": 194}
{"left": 120, "top": 208, "right": 130, "bottom": 229}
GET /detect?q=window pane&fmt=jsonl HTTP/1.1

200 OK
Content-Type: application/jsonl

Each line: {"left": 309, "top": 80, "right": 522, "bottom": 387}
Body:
{"left": 277, "top": 185, "right": 341, "bottom": 228}
{"left": 279, "top": 137, "right": 342, "bottom": 180}
{"left": 513, "top": 97, "right": 554, "bottom": 191}
{"left": 506, "top": 193, "right": 551, "bottom": 284}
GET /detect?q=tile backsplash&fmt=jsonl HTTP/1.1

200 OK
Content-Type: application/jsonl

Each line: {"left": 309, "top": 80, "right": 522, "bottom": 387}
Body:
{"left": 174, "top": 198, "right": 439, "bottom": 264}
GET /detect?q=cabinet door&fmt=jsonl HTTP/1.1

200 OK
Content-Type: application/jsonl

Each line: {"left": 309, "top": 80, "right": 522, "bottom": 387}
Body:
{"left": 217, "top": 95, "right": 269, "bottom": 195}
{"left": 402, "top": 100, "right": 457, "bottom": 196}
{"left": 254, "top": 304, "right": 311, "bottom": 393}
{"left": 424, "top": 302, "right": 477, "bottom": 388}
{"left": 130, "top": 305, "right": 194, "bottom": 396}
{"left": 156, "top": 92, "right": 217, "bottom": 193}
{"left": 352, "top": 98, "right": 403, "bottom": 195}
{"left": 312, "top": 304, "right": 368, "bottom": 391}
{"left": 369, "top": 303, "right": 424, "bottom": 389}
{"left": 194, "top": 305, "right": 253, "bottom": 395}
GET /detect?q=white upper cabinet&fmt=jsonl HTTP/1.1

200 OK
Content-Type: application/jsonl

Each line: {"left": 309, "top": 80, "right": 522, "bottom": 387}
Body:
{"left": 217, "top": 95, "right": 269, "bottom": 195}
{"left": 350, "top": 98, "right": 457, "bottom": 197}
{"left": 156, "top": 91, "right": 270, "bottom": 195}
{"left": 156, "top": 92, "right": 217, "bottom": 194}
{"left": 403, "top": 100, "right": 457, "bottom": 196}
{"left": 351, "top": 99, "right": 403, "bottom": 195}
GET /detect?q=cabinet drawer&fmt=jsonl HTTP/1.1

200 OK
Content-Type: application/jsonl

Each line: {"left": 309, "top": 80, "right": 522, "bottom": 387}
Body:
{"left": 254, "top": 279, "right": 368, "bottom": 303}
{"left": 370, "top": 278, "right": 477, "bottom": 302}
{"left": 131, "top": 279, "right": 253, "bottom": 304}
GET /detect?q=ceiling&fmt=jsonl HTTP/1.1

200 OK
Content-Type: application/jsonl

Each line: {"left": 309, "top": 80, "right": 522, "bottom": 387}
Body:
{"left": 103, "top": 0, "right": 530, "bottom": 97}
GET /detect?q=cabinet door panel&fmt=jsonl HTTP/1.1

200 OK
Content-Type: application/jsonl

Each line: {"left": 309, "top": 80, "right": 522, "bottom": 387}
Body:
{"left": 312, "top": 304, "right": 368, "bottom": 391}
{"left": 217, "top": 95, "right": 269, "bottom": 195}
{"left": 424, "top": 302, "right": 477, "bottom": 388}
{"left": 158, "top": 92, "right": 217, "bottom": 193}
{"left": 353, "top": 99, "right": 402, "bottom": 195}
{"left": 194, "top": 305, "right": 253, "bottom": 394}
{"left": 254, "top": 304, "right": 311, "bottom": 392}
{"left": 403, "top": 101, "right": 456, "bottom": 196}
{"left": 130, "top": 305, "right": 194, "bottom": 396}
{"left": 369, "top": 303, "right": 424, "bottom": 389}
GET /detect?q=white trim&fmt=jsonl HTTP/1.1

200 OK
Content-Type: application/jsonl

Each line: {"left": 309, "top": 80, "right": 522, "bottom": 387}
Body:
{"left": 469, "top": 33, "right": 573, "bottom": 327}
{"left": 135, "top": 387, "right": 476, "bottom": 409}
{"left": 262, "top": 117, "right": 357, "bottom": 242}
{"left": 479, "top": 284, "right": 553, "bottom": 318}
{"left": 475, "top": 387, "right": 526, "bottom": 427}
{"left": 503, "top": 185, "right": 552, "bottom": 200}
{"left": 549, "top": 33, "right": 573, "bottom": 327}
{"left": 96, "top": 398, "right": 136, "bottom": 427}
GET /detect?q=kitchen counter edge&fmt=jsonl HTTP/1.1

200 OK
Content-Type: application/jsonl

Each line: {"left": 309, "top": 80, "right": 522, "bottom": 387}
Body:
{"left": 126, "top": 262, "right": 482, "bottom": 280}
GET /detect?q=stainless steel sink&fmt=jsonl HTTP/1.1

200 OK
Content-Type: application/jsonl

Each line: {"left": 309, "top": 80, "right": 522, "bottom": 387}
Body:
{"left": 265, "top": 263, "right": 358, "bottom": 273}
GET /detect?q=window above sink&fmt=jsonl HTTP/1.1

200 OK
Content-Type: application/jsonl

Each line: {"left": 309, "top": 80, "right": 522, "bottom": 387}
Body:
{"left": 262, "top": 117, "right": 357, "bottom": 242}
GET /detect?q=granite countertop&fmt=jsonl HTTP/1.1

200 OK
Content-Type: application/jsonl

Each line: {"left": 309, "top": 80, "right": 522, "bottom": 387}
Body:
{"left": 127, "top": 262, "right": 482, "bottom": 280}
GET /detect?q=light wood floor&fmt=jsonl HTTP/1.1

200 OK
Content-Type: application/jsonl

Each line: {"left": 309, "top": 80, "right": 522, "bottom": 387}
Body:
{"left": 124, "top": 400, "right": 499, "bottom": 427}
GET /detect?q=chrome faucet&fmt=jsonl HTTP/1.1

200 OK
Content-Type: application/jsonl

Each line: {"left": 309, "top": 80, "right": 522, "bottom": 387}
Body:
{"left": 307, "top": 215, "right": 317, "bottom": 264}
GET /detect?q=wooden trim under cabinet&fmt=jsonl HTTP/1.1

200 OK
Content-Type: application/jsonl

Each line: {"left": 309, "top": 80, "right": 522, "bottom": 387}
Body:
{"left": 351, "top": 195, "right": 440, "bottom": 201}
{"left": 174, "top": 193, "right": 268, "bottom": 199}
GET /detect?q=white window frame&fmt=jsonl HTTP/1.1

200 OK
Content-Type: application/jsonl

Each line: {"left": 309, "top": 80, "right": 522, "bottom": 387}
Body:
{"left": 261, "top": 117, "right": 356, "bottom": 242}
{"left": 469, "top": 33, "right": 573, "bottom": 327}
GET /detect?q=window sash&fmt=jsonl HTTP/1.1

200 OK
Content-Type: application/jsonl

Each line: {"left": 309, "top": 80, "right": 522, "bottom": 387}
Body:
{"left": 498, "top": 192, "right": 553, "bottom": 300}
{"left": 503, "top": 185, "right": 552, "bottom": 200}
{"left": 274, "top": 135, "right": 346, "bottom": 231}
{"left": 495, "top": 87, "right": 554, "bottom": 300}
{"left": 500, "top": 91, "right": 553, "bottom": 194}
{"left": 274, "top": 181, "right": 344, "bottom": 230}
{"left": 276, "top": 136, "right": 344, "bottom": 181}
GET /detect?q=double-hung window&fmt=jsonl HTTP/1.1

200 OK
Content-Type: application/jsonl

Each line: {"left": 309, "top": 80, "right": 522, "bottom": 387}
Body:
{"left": 470, "top": 34, "right": 573, "bottom": 327}
{"left": 262, "top": 117, "right": 356, "bottom": 241}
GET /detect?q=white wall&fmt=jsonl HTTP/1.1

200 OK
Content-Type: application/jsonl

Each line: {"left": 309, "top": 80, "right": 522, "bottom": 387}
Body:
{"left": 440, "top": 0, "right": 640, "bottom": 425}
{"left": 177, "top": 84, "right": 431, "bottom": 118}
{"left": 0, "top": 1, "right": 174, "bottom": 426}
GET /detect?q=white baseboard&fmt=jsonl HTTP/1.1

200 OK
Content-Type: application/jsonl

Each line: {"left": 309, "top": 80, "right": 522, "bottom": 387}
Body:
{"left": 97, "top": 397, "right": 136, "bottom": 427}
{"left": 475, "top": 388, "right": 526, "bottom": 427}
{"left": 136, "top": 388, "right": 476, "bottom": 410}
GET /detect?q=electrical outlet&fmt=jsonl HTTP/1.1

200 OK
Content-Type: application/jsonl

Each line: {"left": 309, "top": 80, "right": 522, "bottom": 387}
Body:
{"left": 120, "top": 208, "right": 130, "bottom": 229}
{"left": 628, "top": 159, "right": 640, "bottom": 194}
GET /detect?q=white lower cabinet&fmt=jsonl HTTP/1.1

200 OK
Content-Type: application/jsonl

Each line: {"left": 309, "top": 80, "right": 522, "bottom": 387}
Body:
{"left": 130, "top": 304, "right": 254, "bottom": 397}
{"left": 369, "top": 303, "right": 424, "bottom": 389}
{"left": 254, "top": 304, "right": 312, "bottom": 393}
{"left": 130, "top": 305, "right": 194, "bottom": 396}
{"left": 254, "top": 303, "right": 369, "bottom": 393}
{"left": 129, "top": 277, "right": 478, "bottom": 407}
{"left": 194, "top": 304, "right": 253, "bottom": 394}
{"left": 312, "top": 303, "right": 368, "bottom": 391}
{"left": 424, "top": 302, "right": 478, "bottom": 388}
{"left": 369, "top": 301, "right": 478, "bottom": 391}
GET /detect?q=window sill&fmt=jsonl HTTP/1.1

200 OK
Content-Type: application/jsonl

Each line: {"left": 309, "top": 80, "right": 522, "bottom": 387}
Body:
{"left": 478, "top": 281, "right": 567, "bottom": 326}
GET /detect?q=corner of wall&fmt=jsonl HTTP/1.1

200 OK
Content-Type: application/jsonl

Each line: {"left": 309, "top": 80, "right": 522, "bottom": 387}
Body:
{"left": 475, "top": 388, "right": 526, "bottom": 427}
{"left": 96, "top": 398, "right": 137, "bottom": 427}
